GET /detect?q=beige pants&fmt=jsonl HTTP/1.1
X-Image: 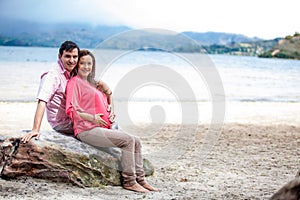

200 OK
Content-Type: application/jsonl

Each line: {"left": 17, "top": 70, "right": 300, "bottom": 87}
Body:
{"left": 77, "top": 127, "right": 146, "bottom": 187}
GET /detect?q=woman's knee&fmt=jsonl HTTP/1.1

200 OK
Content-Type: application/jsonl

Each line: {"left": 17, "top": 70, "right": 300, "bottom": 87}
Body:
{"left": 121, "top": 134, "right": 135, "bottom": 148}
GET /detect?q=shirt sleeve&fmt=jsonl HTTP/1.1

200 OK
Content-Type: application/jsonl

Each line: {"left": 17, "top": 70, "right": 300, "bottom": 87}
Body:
{"left": 37, "top": 69, "right": 59, "bottom": 102}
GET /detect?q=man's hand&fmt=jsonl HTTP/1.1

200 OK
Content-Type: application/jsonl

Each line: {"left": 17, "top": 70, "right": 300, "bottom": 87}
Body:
{"left": 21, "top": 130, "right": 40, "bottom": 143}
{"left": 21, "top": 100, "right": 46, "bottom": 143}
{"left": 107, "top": 105, "right": 116, "bottom": 123}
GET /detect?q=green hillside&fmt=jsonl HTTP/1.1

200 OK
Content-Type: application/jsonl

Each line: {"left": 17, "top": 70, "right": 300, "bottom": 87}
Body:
{"left": 258, "top": 33, "right": 300, "bottom": 59}
{"left": 202, "top": 39, "right": 279, "bottom": 56}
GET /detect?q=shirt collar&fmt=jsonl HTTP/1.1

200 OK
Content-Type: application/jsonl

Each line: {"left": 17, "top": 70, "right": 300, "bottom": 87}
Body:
{"left": 58, "top": 59, "right": 71, "bottom": 79}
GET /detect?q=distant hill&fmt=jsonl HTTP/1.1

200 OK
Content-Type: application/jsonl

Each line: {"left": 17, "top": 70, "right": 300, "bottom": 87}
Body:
{"left": 0, "top": 18, "right": 263, "bottom": 52}
{"left": 182, "top": 31, "right": 261, "bottom": 46}
{"left": 182, "top": 31, "right": 279, "bottom": 56}
{"left": 202, "top": 38, "right": 281, "bottom": 56}
{"left": 0, "top": 18, "right": 131, "bottom": 48}
{"left": 258, "top": 33, "right": 300, "bottom": 59}
{"left": 2, "top": 19, "right": 298, "bottom": 59}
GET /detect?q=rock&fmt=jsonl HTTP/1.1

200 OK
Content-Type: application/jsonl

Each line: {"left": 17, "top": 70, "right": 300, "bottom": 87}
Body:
{"left": 270, "top": 177, "right": 300, "bottom": 200}
{"left": 0, "top": 131, "right": 154, "bottom": 187}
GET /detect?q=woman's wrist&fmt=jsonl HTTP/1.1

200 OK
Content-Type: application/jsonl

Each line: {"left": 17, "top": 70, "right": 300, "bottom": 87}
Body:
{"left": 92, "top": 114, "right": 96, "bottom": 122}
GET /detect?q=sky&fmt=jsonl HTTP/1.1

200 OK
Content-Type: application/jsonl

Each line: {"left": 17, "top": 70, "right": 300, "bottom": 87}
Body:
{"left": 0, "top": 0, "right": 299, "bottom": 39}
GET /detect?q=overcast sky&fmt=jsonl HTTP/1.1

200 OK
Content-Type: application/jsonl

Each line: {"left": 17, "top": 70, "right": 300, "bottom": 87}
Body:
{"left": 0, "top": 0, "right": 299, "bottom": 39}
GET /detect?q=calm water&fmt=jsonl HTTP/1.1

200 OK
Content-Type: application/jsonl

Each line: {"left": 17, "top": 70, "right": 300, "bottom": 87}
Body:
{"left": 0, "top": 46, "right": 300, "bottom": 103}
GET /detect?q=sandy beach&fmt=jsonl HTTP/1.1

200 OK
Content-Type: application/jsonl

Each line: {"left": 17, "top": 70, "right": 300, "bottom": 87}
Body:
{"left": 0, "top": 101, "right": 299, "bottom": 199}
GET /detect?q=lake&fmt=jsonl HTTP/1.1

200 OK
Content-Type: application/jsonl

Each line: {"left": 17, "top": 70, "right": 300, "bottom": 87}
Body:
{"left": 0, "top": 46, "right": 299, "bottom": 125}
{"left": 0, "top": 46, "right": 299, "bottom": 103}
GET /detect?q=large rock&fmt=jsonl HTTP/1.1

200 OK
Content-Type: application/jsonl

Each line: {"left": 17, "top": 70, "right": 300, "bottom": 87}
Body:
{"left": 270, "top": 174, "right": 300, "bottom": 200}
{"left": 0, "top": 131, "right": 154, "bottom": 187}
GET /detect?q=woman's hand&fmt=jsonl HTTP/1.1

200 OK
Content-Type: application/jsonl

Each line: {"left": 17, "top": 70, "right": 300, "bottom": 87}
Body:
{"left": 93, "top": 113, "right": 108, "bottom": 127}
{"left": 77, "top": 111, "right": 108, "bottom": 127}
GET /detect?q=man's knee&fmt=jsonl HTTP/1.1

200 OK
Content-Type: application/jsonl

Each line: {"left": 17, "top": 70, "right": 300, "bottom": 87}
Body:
{"left": 134, "top": 136, "right": 142, "bottom": 148}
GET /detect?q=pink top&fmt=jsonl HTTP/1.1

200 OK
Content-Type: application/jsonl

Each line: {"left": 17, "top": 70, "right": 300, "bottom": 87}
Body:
{"left": 37, "top": 60, "right": 71, "bottom": 128}
{"left": 66, "top": 76, "right": 111, "bottom": 137}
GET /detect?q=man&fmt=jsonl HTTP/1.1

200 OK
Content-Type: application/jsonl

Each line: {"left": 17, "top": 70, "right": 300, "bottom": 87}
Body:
{"left": 21, "top": 41, "right": 80, "bottom": 143}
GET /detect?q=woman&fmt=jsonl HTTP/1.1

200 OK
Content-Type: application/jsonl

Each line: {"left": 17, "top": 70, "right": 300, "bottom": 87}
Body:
{"left": 66, "top": 50, "right": 158, "bottom": 193}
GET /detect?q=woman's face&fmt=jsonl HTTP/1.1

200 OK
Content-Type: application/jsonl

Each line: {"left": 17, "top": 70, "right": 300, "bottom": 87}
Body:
{"left": 77, "top": 55, "right": 93, "bottom": 80}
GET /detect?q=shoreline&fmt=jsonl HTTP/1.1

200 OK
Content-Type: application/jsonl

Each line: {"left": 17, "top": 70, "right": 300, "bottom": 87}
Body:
{"left": 0, "top": 101, "right": 299, "bottom": 134}
{"left": 0, "top": 101, "right": 299, "bottom": 199}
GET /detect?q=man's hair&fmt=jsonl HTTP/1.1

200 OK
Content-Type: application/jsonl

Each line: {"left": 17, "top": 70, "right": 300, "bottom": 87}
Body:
{"left": 59, "top": 41, "right": 80, "bottom": 56}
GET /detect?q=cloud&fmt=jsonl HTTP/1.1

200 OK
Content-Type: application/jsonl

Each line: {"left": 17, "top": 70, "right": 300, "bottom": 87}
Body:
{"left": 0, "top": 0, "right": 121, "bottom": 25}
{"left": 0, "top": 0, "right": 299, "bottom": 39}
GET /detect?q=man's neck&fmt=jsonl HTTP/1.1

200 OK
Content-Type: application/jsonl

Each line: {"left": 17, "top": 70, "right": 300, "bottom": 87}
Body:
{"left": 58, "top": 59, "right": 71, "bottom": 79}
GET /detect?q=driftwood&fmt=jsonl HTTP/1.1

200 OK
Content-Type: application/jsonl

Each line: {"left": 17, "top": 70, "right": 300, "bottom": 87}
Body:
{"left": 0, "top": 131, "right": 154, "bottom": 187}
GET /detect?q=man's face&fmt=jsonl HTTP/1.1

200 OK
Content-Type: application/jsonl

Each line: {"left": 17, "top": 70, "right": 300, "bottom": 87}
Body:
{"left": 59, "top": 48, "right": 78, "bottom": 72}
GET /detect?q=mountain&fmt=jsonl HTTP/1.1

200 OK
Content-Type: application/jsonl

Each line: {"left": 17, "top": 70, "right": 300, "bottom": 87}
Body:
{"left": 3, "top": 19, "right": 297, "bottom": 59}
{"left": 182, "top": 31, "right": 261, "bottom": 46}
{"left": 0, "top": 18, "right": 131, "bottom": 48}
{"left": 0, "top": 19, "right": 262, "bottom": 52}
{"left": 182, "top": 31, "right": 278, "bottom": 56}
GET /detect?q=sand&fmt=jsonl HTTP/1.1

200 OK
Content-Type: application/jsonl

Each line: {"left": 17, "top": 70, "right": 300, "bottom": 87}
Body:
{"left": 0, "top": 101, "right": 299, "bottom": 199}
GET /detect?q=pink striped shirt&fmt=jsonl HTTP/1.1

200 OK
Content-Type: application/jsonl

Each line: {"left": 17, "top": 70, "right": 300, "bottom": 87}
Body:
{"left": 37, "top": 60, "right": 71, "bottom": 128}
